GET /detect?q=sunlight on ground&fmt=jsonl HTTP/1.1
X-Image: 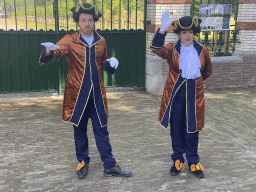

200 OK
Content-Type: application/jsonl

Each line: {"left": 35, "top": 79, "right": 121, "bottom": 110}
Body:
{"left": 0, "top": 96, "right": 63, "bottom": 111}
{"left": 107, "top": 92, "right": 136, "bottom": 112}
{"left": 232, "top": 92, "right": 249, "bottom": 95}
{"left": 204, "top": 93, "right": 226, "bottom": 99}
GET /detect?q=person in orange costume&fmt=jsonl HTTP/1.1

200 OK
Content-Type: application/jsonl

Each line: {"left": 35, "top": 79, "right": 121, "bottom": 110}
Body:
{"left": 39, "top": 3, "right": 132, "bottom": 179}
{"left": 150, "top": 10, "right": 212, "bottom": 178}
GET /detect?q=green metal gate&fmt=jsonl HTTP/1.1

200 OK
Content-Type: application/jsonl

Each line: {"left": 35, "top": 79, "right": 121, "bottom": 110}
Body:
{"left": 0, "top": 0, "right": 147, "bottom": 93}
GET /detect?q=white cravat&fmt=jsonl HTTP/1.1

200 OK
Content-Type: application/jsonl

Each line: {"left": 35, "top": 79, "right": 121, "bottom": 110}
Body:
{"left": 81, "top": 34, "right": 94, "bottom": 47}
{"left": 179, "top": 43, "right": 201, "bottom": 79}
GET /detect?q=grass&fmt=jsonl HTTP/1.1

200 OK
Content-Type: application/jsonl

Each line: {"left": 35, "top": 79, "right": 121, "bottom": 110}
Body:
{"left": 6, "top": 11, "right": 145, "bottom": 31}
{"left": 6, "top": 18, "right": 77, "bottom": 31}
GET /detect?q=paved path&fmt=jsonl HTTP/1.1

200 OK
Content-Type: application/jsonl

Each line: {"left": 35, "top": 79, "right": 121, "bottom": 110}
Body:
{"left": 0, "top": 86, "right": 256, "bottom": 192}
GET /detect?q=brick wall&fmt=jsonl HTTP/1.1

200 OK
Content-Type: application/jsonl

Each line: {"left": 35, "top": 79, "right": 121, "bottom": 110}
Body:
{"left": 204, "top": 57, "right": 243, "bottom": 89}
{"left": 235, "top": 2, "right": 256, "bottom": 51}
{"left": 235, "top": 30, "right": 256, "bottom": 51}
{"left": 237, "top": 3, "right": 256, "bottom": 22}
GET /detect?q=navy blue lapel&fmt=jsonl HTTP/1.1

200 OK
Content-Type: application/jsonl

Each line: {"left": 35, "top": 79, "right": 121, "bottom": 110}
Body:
{"left": 174, "top": 40, "right": 181, "bottom": 55}
{"left": 92, "top": 30, "right": 102, "bottom": 45}
{"left": 193, "top": 40, "right": 204, "bottom": 56}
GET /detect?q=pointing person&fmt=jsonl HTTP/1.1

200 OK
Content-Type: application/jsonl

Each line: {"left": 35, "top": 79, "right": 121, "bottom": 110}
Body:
{"left": 39, "top": 3, "right": 132, "bottom": 179}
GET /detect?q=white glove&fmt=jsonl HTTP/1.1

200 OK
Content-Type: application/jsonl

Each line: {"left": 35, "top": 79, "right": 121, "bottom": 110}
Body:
{"left": 107, "top": 57, "right": 119, "bottom": 69}
{"left": 41, "top": 42, "right": 59, "bottom": 51}
{"left": 160, "top": 10, "right": 173, "bottom": 32}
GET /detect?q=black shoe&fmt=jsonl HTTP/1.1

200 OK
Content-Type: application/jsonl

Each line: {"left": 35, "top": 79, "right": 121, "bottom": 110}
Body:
{"left": 76, "top": 161, "right": 89, "bottom": 179}
{"left": 189, "top": 163, "right": 204, "bottom": 178}
{"left": 191, "top": 169, "right": 204, "bottom": 178}
{"left": 170, "top": 164, "right": 180, "bottom": 176}
{"left": 104, "top": 164, "right": 132, "bottom": 177}
{"left": 170, "top": 160, "right": 185, "bottom": 176}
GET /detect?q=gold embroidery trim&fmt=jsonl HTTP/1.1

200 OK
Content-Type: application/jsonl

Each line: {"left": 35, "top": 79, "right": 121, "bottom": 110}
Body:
{"left": 172, "top": 17, "right": 201, "bottom": 30}
{"left": 75, "top": 3, "right": 99, "bottom": 16}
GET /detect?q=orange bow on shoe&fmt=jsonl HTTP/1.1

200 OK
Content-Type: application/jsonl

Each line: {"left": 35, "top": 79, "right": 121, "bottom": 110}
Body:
{"left": 175, "top": 160, "right": 185, "bottom": 172}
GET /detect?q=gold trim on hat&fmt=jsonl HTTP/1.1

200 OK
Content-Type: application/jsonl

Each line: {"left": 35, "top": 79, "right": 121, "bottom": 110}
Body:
{"left": 172, "top": 17, "right": 201, "bottom": 30}
{"left": 74, "top": 3, "right": 99, "bottom": 16}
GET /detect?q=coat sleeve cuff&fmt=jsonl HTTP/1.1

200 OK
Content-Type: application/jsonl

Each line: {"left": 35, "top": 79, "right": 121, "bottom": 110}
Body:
{"left": 104, "top": 60, "right": 116, "bottom": 74}
{"left": 150, "top": 28, "right": 167, "bottom": 50}
{"left": 39, "top": 48, "right": 53, "bottom": 64}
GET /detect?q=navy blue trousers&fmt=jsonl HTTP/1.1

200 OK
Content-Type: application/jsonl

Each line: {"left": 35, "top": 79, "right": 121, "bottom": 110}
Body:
{"left": 73, "top": 92, "right": 116, "bottom": 169}
{"left": 170, "top": 83, "right": 199, "bottom": 166}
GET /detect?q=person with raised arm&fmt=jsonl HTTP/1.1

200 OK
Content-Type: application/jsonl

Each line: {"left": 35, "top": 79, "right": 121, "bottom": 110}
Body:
{"left": 150, "top": 10, "right": 212, "bottom": 178}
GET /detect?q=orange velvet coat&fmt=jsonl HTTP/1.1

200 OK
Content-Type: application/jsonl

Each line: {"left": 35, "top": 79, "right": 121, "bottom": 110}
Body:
{"left": 151, "top": 31, "right": 212, "bottom": 131}
{"left": 39, "top": 31, "right": 111, "bottom": 126}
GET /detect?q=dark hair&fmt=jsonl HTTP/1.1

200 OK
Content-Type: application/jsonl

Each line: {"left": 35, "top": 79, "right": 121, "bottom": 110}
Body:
{"left": 70, "top": 3, "right": 102, "bottom": 22}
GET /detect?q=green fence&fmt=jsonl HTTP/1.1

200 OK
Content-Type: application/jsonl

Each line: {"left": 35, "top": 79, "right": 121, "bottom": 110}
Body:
{"left": 0, "top": 0, "right": 147, "bottom": 93}
{"left": 0, "top": 29, "right": 146, "bottom": 93}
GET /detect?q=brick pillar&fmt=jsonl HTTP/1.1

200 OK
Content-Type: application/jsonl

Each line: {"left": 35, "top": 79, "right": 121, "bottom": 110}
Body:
{"left": 145, "top": 0, "right": 191, "bottom": 94}
{"left": 233, "top": 0, "right": 256, "bottom": 86}
{"left": 235, "top": 0, "right": 256, "bottom": 52}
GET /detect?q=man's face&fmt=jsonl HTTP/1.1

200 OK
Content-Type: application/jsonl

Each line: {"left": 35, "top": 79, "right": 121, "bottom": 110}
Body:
{"left": 77, "top": 13, "right": 95, "bottom": 37}
{"left": 178, "top": 29, "right": 194, "bottom": 47}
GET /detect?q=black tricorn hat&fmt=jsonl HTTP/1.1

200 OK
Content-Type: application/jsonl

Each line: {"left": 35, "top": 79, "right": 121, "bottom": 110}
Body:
{"left": 172, "top": 16, "right": 202, "bottom": 35}
{"left": 71, "top": 3, "right": 102, "bottom": 22}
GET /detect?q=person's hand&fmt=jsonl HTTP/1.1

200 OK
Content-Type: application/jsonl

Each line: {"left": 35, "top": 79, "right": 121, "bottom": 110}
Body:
{"left": 107, "top": 57, "right": 119, "bottom": 69}
{"left": 160, "top": 10, "right": 172, "bottom": 32}
{"left": 41, "top": 42, "right": 59, "bottom": 51}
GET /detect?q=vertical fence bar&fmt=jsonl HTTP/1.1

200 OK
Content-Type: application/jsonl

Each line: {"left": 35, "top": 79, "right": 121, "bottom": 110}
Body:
{"left": 76, "top": 0, "right": 78, "bottom": 31}
{"left": 111, "top": 0, "right": 113, "bottom": 30}
{"left": 53, "top": 0, "right": 59, "bottom": 32}
{"left": 93, "top": 0, "right": 96, "bottom": 29}
{"left": 24, "top": 0, "right": 27, "bottom": 30}
{"left": 44, "top": 1, "right": 47, "bottom": 31}
{"left": 142, "top": 0, "right": 147, "bottom": 89}
{"left": 127, "top": 0, "right": 129, "bottom": 29}
{"left": 136, "top": 0, "right": 137, "bottom": 30}
{"left": 102, "top": 0, "right": 104, "bottom": 30}
{"left": 4, "top": 0, "right": 7, "bottom": 30}
{"left": 66, "top": 0, "right": 68, "bottom": 30}
{"left": 119, "top": 0, "right": 121, "bottom": 29}
{"left": 14, "top": 0, "right": 17, "bottom": 30}
{"left": 34, "top": 0, "right": 37, "bottom": 31}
